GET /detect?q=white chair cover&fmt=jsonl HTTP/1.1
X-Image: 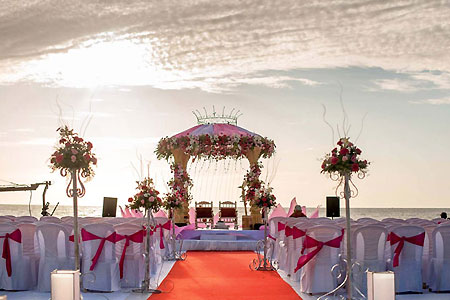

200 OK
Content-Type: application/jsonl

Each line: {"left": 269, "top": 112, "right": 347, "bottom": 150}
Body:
{"left": 299, "top": 225, "right": 343, "bottom": 294}
{"left": 351, "top": 225, "right": 388, "bottom": 296}
{"left": 421, "top": 223, "right": 437, "bottom": 286}
{"left": 103, "top": 217, "right": 129, "bottom": 225}
{"left": 114, "top": 223, "right": 145, "bottom": 288}
{"left": 0, "top": 216, "right": 13, "bottom": 224}
{"left": 39, "top": 216, "right": 62, "bottom": 223}
{"left": 388, "top": 225, "right": 425, "bottom": 293}
{"left": 382, "top": 218, "right": 405, "bottom": 223}
{"left": 15, "top": 216, "right": 38, "bottom": 223}
{"left": 152, "top": 217, "right": 171, "bottom": 262}
{"left": 17, "top": 223, "right": 39, "bottom": 287}
{"left": 278, "top": 218, "right": 302, "bottom": 273}
{"left": 61, "top": 216, "right": 74, "bottom": 223}
{"left": 267, "top": 216, "right": 287, "bottom": 261}
{"left": 356, "top": 217, "right": 379, "bottom": 224}
{"left": 81, "top": 223, "right": 120, "bottom": 292}
{"left": 429, "top": 224, "right": 450, "bottom": 291}
{"left": 287, "top": 221, "right": 310, "bottom": 281}
{"left": 36, "top": 223, "right": 73, "bottom": 291}
{"left": 0, "top": 224, "right": 34, "bottom": 290}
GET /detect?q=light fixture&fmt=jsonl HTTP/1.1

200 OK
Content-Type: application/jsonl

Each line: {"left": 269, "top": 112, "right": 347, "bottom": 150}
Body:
{"left": 367, "top": 271, "right": 395, "bottom": 300}
{"left": 51, "top": 270, "right": 82, "bottom": 300}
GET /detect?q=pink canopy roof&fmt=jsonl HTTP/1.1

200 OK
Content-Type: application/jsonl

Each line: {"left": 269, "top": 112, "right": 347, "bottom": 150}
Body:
{"left": 173, "top": 123, "right": 259, "bottom": 138}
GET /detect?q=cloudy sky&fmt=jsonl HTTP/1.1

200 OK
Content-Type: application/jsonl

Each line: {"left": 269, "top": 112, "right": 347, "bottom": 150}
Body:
{"left": 1, "top": 0, "right": 450, "bottom": 209}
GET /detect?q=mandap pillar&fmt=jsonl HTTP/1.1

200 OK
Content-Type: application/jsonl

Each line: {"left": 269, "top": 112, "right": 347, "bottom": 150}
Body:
{"left": 245, "top": 147, "right": 263, "bottom": 227}
{"left": 172, "top": 149, "right": 190, "bottom": 224}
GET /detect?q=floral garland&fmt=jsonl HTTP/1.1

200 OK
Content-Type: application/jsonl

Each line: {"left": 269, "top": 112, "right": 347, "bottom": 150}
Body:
{"left": 253, "top": 186, "right": 277, "bottom": 209}
{"left": 127, "top": 177, "right": 163, "bottom": 212}
{"left": 241, "top": 162, "right": 263, "bottom": 204}
{"left": 50, "top": 126, "right": 97, "bottom": 178}
{"left": 321, "top": 137, "right": 369, "bottom": 176}
{"left": 155, "top": 134, "right": 276, "bottom": 161}
{"left": 165, "top": 162, "right": 193, "bottom": 208}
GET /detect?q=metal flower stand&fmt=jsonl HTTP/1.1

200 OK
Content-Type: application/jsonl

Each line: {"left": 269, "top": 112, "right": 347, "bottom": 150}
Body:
{"left": 133, "top": 209, "right": 161, "bottom": 294}
{"left": 318, "top": 173, "right": 357, "bottom": 300}
{"left": 164, "top": 209, "right": 186, "bottom": 261}
{"left": 250, "top": 207, "right": 275, "bottom": 271}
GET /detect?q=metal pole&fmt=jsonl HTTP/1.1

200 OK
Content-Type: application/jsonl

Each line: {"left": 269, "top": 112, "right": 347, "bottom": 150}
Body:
{"left": 171, "top": 209, "right": 176, "bottom": 255}
{"left": 344, "top": 174, "right": 352, "bottom": 300}
{"left": 144, "top": 209, "right": 151, "bottom": 288}
{"left": 73, "top": 170, "right": 80, "bottom": 271}
{"left": 263, "top": 206, "right": 268, "bottom": 268}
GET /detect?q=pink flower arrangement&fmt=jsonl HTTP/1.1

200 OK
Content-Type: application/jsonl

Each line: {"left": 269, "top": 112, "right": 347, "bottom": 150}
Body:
{"left": 321, "top": 137, "right": 369, "bottom": 176}
{"left": 155, "top": 134, "right": 276, "bottom": 161}
{"left": 241, "top": 162, "right": 263, "bottom": 203}
{"left": 165, "top": 162, "right": 193, "bottom": 207}
{"left": 50, "top": 126, "right": 97, "bottom": 178}
{"left": 253, "top": 186, "right": 277, "bottom": 209}
{"left": 128, "top": 177, "right": 162, "bottom": 212}
{"left": 163, "top": 191, "right": 185, "bottom": 210}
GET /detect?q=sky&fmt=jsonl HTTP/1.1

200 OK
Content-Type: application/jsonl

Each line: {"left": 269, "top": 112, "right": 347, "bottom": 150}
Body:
{"left": 1, "top": 0, "right": 450, "bottom": 209}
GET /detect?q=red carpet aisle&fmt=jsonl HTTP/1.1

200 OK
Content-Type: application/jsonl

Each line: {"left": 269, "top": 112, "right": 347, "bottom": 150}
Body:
{"left": 149, "top": 251, "right": 301, "bottom": 300}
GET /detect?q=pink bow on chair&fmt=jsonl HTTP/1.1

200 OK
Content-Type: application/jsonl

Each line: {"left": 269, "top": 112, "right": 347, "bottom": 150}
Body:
{"left": 277, "top": 222, "right": 286, "bottom": 232}
{"left": 0, "top": 229, "right": 21, "bottom": 277}
{"left": 294, "top": 229, "right": 344, "bottom": 273}
{"left": 115, "top": 229, "right": 145, "bottom": 278}
{"left": 155, "top": 221, "right": 171, "bottom": 249}
{"left": 389, "top": 231, "right": 425, "bottom": 267}
{"left": 81, "top": 229, "right": 117, "bottom": 271}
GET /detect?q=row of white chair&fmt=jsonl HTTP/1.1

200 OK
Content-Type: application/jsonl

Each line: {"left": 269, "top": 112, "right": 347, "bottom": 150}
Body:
{"left": 0, "top": 217, "right": 172, "bottom": 292}
{"left": 268, "top": 216, "right": 450, "bottom": 296}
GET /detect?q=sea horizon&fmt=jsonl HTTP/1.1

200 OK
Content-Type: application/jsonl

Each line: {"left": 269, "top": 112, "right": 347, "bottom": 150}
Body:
{"left": 2, "top": 204, "right": 448, "bottom": 222}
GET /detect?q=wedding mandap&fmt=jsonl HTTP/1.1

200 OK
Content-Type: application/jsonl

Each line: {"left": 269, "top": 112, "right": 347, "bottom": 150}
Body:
{"left": 155, "top": 112, "right": 276, "bottom": 228}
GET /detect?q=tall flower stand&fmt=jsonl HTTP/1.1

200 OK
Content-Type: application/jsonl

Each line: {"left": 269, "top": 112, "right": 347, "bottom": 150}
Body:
{"left": 133, "top": 209, "right": 161, "bottom": 294}
{"left": 250, "top": 207, "right": 275, "bottom": 271}
{"left": 165, "top": 209, "right": 186, "bottom": 261}
{"left": 64, "top": 169, "right": 85, "bottom": 272}
{"left": 318, "top": 173, "right": 355, "bottom": 300}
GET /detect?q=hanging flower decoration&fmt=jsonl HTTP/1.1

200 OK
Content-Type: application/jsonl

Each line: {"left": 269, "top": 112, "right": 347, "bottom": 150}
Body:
{"left": 50, "top": 126, "right": 97, "bottom": 179}
{"left": 163, "top": 192, "right": 184, "bottom": 210}
{"left": 155, "top": 134, "right": 275, "bottom": 161}
{"left": 166, "top": 162, "right": 193, "bottom": 206}
{"left": 253, "top": 186, "right": 277, "bottom": 209}
{"left": 241, "top": 162, "right": 264, "bottom": 204}
{"left": 321, "top": 137, "right": 369, "bottom": 177}
{"left": 127, "top": 177, "right": 163, "bottom": 212}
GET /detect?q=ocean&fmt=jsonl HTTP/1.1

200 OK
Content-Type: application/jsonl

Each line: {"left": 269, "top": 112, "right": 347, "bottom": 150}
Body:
{"left": 1, "top": 204, "right": 448, "bottom": 222}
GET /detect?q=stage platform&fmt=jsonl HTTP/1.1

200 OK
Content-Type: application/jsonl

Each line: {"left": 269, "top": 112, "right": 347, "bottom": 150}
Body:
{"left": 179, "top": 229, "right": 264, "bottom": 251}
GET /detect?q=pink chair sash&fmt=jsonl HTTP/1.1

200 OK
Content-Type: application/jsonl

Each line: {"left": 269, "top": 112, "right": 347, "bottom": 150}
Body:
{"left": 0, "top": 229, "right": 21, "bottom": 277}
{"left": 115, "top": 229, "right": 145, "bottom": 278}
{"left": 389, "top": 231, "right": 425, "bottom": 267}
{"left": 284, "top": 226, "right": 305, "bottom": 239}
{"left": 155, "top": 221, "right": 171, "bottom": 249}
{"left": 277, "top": 222, "right": 286, "bottom": 232}
{"left": 81, "top": 229, "right": 117, "bottom": 271}
{"left": 285, "top": 226, "right": 293, "bottom": 237}
{"left": 292, "top": 227, "right": 306, "bottom": 239}
{"left": 294, "top": 229, "right": 344, "bottom": 273}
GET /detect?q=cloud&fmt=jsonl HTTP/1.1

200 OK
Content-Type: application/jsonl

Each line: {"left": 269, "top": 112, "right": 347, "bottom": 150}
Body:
{"left": 0, "top": 1, "right": 449, "bottom": 90}
{"left": 370, "top": 71, "right": 450, "bottom": 93}
{"left": 371, "top": 78, "right": 422, "bottom": 93}
{"left": 410, "top": 97, "right": 450, "bottom": 105}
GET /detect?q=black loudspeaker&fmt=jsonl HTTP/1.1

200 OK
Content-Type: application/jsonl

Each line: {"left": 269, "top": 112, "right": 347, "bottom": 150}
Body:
{"left": 326, "top": 196, "right": 340, "bottom": 218}
{"left": 102, "top": 197, "right": 117, "bottom": 217}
